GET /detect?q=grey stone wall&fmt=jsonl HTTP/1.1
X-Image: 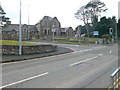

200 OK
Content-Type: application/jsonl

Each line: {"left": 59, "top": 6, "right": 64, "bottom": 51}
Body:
{"left": 2, "top": 45, "right": 57, "bottom": 55}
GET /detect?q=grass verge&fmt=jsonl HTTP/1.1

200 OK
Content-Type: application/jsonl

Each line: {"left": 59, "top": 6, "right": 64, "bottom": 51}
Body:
{"left": 56, "top": 41, "right": 89, "bottom": 45}
{"left": 0, "top": 40, "right": 40, "bottom": 46}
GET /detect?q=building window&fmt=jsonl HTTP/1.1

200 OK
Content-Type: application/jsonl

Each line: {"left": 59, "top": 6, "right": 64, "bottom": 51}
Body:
{"left": 45, "top": 30, "right": 47, "bottom": 35}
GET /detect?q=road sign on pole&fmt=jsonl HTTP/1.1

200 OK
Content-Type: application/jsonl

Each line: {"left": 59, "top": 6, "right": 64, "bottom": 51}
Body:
{"left": 52, "top": 25, "right": 55, "bottom": 44}
{"left": 93, "top": 31, "right": 99, "bottom": 35}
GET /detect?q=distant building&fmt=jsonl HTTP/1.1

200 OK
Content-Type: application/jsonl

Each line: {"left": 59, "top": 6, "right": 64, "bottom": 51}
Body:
{"left": 35, "top": 16, "right": 61, "bottom": 37}
{"left": 35, "top": 16, "right": 75, "bottom": 38}
{"left": 2, "top": 16, "right": 75, "bottom": 40}
{"left": 61, "top": 27, "right": 75, "bottom": 37}
{"left": 2, "top": 24, "right": 38, "bottom": 40}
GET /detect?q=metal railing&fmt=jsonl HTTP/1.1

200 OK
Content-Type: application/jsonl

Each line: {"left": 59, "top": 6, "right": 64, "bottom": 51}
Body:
{"left": 108, "top": 67, "right": 120, "bottom": 90}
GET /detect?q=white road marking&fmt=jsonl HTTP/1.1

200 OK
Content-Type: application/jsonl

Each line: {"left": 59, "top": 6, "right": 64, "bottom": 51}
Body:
{"left": 98, "top": 54, "right": 103, "bottom": 56}
{"left": 110, "top": 51, "right": 112, "bottom": 53}
{"left": 69, "top": 56, "right": 98, "bottom": 67}
{"left": 0, "top": 72, "right": 49, "bottom": 88}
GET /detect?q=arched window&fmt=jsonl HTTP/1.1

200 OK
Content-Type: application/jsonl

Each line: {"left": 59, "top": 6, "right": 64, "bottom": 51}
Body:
{"left": 45, "top": 29, "right": 47, "bottom": 35}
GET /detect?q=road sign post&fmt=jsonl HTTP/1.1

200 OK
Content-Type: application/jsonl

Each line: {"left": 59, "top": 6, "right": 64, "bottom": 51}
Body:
{"left": 52, "top": 25, "right": 55, "bottom": 44}
{"left": 93, "top": 31, "right": 99, "bottom": 44}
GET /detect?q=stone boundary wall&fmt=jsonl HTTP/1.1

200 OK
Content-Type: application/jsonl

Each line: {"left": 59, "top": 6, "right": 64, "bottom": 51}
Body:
{"left": 2, "top": 45, "right": 57, "bottom": 55}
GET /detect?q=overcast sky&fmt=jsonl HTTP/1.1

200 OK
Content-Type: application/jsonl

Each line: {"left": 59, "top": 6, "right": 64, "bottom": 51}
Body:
{"left": 1, "top": 0, "right": 120, "bottom": 29}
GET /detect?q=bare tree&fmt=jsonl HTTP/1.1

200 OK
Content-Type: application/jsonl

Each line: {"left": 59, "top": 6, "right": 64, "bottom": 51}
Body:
{"left": 85, "top": 0, "right": 107, "bottom": 30}
{"left": 75, "top": 0, "right": 107, "bottom": 42}
{"left": 75, "top": 6, "right": 91, "bottom": 42}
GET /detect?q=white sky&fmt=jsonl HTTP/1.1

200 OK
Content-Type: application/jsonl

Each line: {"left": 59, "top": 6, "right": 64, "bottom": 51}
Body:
{"left": 1, "top": 0, "right": 120, "bottom": 29}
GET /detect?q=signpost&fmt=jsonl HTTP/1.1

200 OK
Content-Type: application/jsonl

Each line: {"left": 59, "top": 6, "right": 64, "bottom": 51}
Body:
{"left": 52, "top": 25, "right": 55, "bottom": 44}
{"left": 93, "top": 31, "right": 99, "bottom": 44}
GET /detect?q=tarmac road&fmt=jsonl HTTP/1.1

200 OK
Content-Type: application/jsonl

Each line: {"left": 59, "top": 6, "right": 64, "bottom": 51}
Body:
{"left": 1, "top": 43, "right": 118, "bottom": 88}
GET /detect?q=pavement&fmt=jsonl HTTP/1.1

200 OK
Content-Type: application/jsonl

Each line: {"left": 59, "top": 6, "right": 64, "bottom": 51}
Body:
{"left": 2, "top": 46, "right": 73, "bottom": 63}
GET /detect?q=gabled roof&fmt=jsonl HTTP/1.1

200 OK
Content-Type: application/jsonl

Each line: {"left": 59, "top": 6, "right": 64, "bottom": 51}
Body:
{"left": 3, "top": 24, "right": 19, "bottom": 31}
{"left": 3, "top": 24, "right": 38, "bottom": 32}
{"left": 29, "top": 25, "right": 38, "bottom": 31}
{"left": 61, "top": 27, "right": 74, "bottom": 32}
{"left": 36, "top": 16, "right": 53, "bottom": 24}
{"left": 61, "top": 27, "right": 70, "bottom": 32}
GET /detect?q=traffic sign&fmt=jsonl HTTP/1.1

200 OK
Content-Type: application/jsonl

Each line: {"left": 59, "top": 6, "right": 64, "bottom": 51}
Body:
{"left": 93, "top": 31, "right": 99, "bottom": 35}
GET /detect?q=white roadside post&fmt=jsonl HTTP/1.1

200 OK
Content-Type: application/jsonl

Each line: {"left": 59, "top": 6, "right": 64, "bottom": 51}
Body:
{"left": 19, "top": 0, "right": 22, "bottom": 55}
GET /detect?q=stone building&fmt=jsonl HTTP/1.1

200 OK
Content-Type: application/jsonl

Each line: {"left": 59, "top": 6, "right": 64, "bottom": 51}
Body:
{"left": 35, "top": 16, "right": 61, "bottom": 37}
{"left": 61, "top": 27, "right": 75, "bottom": 37}
{"left": 35, "top": 16, "right": 75, "bottom": 38}
{"left": 2, "top": 16, "right": 75, "bottom": 40}
{"left": 2, "top": 24, "right": 38, "bottom": 40}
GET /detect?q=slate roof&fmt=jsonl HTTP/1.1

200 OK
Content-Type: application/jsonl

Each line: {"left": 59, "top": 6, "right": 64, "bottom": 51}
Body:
{"left": 3, "top": 24, "right": 38, "bottom": 32}
{"left": 36, "top": 16, "right": 53, "bottom": 24}
{"left": 61, "top": 27, "right": 69, "bottom": 32}
{"left": 3, "top": 24, "right": 19, "bottom": 31}
{"left": 29, "top": 25, "right": 38, "bottom": 32}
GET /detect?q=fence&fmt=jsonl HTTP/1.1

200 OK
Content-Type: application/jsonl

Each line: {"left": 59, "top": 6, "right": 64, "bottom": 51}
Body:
{"left": 108, "top": 67, "right": 120, "bottom": 89}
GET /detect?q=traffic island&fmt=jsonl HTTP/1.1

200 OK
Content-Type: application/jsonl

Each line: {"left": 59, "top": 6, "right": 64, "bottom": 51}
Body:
{"left": 2, "top": 45, "right": 57, "bottom": 55}
{"left": 1, "top": 46, "right": 73, "bottom": 63}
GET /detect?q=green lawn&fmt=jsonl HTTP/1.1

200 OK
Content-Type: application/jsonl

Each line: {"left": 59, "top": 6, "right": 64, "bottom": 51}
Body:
{"left": 54, "top": 37, "right": 66, "bottom": 40}
{"left": 88, "top": 38, "right": 99, "bottom": 42}
{"left": 56, "top": 41, "right": 89, "bottom": 45}
{"left": 0, "top": 40, "right": 40, "bottom": 45}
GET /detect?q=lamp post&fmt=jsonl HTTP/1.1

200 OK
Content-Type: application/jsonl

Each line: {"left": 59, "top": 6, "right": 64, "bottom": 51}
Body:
{"left": 28, "top": 4, "right": 30, "bottom": 41}
{"left": 19, "top": 0, "right": 22, "bottom": 55}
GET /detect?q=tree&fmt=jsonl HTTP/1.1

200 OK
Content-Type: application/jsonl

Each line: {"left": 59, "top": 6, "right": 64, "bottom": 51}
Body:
{"left": 95, "top": 16, "right": 117, "bottom": 38}
{"left": 0, "top": 4, "right": 11, "bottom": 27}
{"left": 85, "top": 0, "right": 107, "bottom": 24}
{"left": 75, "top": 6, "right": 91, "bottom": 42}
{"left": 75, "top": 0, "right": 107, "bottom": 42}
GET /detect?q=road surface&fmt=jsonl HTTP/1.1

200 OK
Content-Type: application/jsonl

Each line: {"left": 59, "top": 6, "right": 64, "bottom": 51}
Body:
{"left": 1, "top": 43, "right": 118, "bottom": 88}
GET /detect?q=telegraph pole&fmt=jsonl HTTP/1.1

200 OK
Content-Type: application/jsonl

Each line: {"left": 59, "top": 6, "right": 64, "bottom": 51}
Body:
{"left": 19, "top": 0, "right": 22, "bottom": 55}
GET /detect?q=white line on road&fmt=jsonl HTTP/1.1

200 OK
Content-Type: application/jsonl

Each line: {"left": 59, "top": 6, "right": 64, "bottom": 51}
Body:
{"left": 110, "top": 51, "right": 112, "bottom": 53}
{"left": 69, "top": 56, "right": 98, "bottom": 67}
{"left": 0, "top": 72, "right": 49, "bottom": 88}
{"left": 98, "top": 54, "right": 103, "bottom": 56}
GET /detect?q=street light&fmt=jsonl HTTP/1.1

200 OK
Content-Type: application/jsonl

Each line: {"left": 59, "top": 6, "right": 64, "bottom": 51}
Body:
{"left": 19, "top": 0, "right": 22, "bottom": 55}
{"left": 28, "top": 4, "right": 30, "bottom": 41}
